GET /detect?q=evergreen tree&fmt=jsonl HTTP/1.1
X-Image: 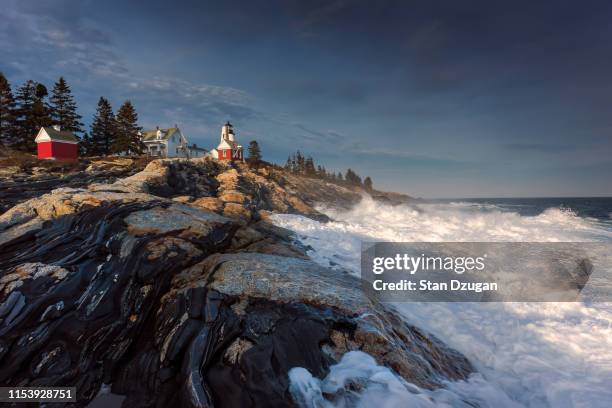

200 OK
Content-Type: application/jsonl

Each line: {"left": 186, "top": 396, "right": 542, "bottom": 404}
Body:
{"left": 296, "top": 151, "right": 305, "bottom": 173}
{"left": 90, "top": 97, "right": 116, "bottom": 156}
{"left": 14, "top": 80, "right": 52, "bottom": 152}
{"left": 80, "top": 132, "right": 93, "bottom": 156}
{"left": 0, "top": 72, "right": 16, "bottom": 146}
{"left": 50, "top": 77, "right": 83, "bottom": 134}
{"left": 32, "top": 83, "right": 52, "bottom": 128}
{"left": 285, "top": 155, "right": 292, "bottom": 171}
{"left": 305, "top": 156, "right": 316, "bottom": 176}
{"left": 337, "top": 172, "right": 343, "bottom": 182}
{"left": 355, "top": 171, "right": 363, "bottom": 185}
{"left": 290, "top": 154, "right": 297, "bottom": 172}
{"left": 364, "top": 176, "right": 373, "bottom": 192}
{"left": 113, "top": 100, "right": 143, "bottom": 155}
{"left": 13, "top": 81, "right": 37, "bottom": 150}
{"left": 247, "top": 140, "right": 262, "bottom": 164}
{"left": 345, "top": 168, "right": 353, "bottom": 183}
{"left": 345, "top": 168, "right": 362, "bottom": 185}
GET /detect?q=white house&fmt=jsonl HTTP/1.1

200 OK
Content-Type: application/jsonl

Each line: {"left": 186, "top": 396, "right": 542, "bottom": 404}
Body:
{"left": 188, "top": 143, "right": 208, "bottom": 158}
{"left": 140, "top": 126, "right": 209, "bottom": 158}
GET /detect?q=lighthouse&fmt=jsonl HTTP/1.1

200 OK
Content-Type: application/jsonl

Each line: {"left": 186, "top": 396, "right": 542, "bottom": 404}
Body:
{"left": 212, "top": 121, "right": 243, "bottom": 161}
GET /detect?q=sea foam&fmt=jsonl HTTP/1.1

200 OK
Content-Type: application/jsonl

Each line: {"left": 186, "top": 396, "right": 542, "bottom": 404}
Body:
{"left": 274, "top": 196, "right": 612, "bottom": 408}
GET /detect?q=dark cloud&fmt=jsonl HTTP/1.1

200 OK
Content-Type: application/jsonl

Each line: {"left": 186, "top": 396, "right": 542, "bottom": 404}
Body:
{"left": 0, "top": 0, "right": 258, "bottom": 145}
{"left": 2, "top": 0, "right": 612, "bottom": 196}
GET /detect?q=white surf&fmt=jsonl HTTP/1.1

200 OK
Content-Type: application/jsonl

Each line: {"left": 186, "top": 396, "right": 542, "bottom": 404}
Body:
{"left": 273, "top": 196, "right": 612, "bottom": 408}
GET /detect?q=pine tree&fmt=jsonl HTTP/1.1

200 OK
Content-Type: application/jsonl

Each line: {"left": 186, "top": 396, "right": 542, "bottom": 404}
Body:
{"left": 13, "top": 81, "right": 37, "bottom": 151}
{"left": 345, "top": 168, "right": 353, "bottom": 183}
{"left": 296, "top": 151, "right": 305, "bottom": 174}
{"left": 0, "top": 72, "right": 16, "bottom": 147}
{"left": 90, "top": 97, "right": 116, "bottom": 156}
{"left": 80, "top": 132, "right": 93, "bottom": 156}
{"left": 247, "top": 140, "right": 262, "bottom": 164}
{"left": 113, "top": 100, "right": 142, "bottom": 155}
{"left": 317, "top": 165, "right": 324, "bottom": 178}
{"left": 50, "top": 77, "right": 83, "bottom": 134}
{"left": 305, "top": 156, "right": 316, "bottom": 176}
{"left": 364, "top": 176, "right": 373, "bottom": 192}
{"left": 345, "top": 168, "right": 362, "bottom": 185}
{"left": 32, "top": 83, "right": 52, "bottom": 129}
{"left": 290, "top": 153, "right": 297, "bottom": 172}
{"left": 14, "top": 80, "right": 52, "bottom": 152}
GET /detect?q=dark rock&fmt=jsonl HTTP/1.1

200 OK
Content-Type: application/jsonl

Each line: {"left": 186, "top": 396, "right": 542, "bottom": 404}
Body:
{"left": 0, "top": 158, "right": 149, "bottom": 214}
{"left": 110, "top": 253, "right": 473, "bottom": 408}
{"left": 0, "top": 159, "right": 473, "bottom": 408}
{"left": 0, "top": 200, "right": 237, "bottom": 405}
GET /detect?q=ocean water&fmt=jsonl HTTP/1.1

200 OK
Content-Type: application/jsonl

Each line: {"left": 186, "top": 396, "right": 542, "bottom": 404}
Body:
{"left": 272, "top": 196, "right": 612, "bottom": 408}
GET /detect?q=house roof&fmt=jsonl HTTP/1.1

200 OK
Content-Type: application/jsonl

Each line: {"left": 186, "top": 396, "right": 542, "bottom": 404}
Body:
{"left": 141, "top": 127, "right": 179, "bottom": 142}
{"left": 40, "top": 127, "right": 79, "bottom": 143}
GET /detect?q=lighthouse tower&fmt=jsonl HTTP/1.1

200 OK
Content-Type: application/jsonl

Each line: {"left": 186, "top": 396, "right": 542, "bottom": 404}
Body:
{"left": 213, "top": 121, "right": 243, "bottom": 161}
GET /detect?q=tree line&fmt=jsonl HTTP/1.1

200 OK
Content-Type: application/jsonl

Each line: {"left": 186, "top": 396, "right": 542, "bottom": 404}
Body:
{"left": 1, "top": 72, "right": 374, "bottom": 188}
{"left": 0, "top": 72, "right": 143, "bottom": 156}
{"left": 284, "top": 150, "right": 373, "bottom": 191}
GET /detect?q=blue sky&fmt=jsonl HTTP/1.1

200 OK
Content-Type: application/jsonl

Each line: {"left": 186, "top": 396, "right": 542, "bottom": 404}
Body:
{"left": 2, "top": 0, "right": 611, "bottom": 197}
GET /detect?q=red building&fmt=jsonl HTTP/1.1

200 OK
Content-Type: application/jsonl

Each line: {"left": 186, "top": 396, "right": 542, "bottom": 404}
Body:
{"left": 213, "top": 121, "right": 243, "bottom": 161}
{"left": 35, "top": 126, "right": 79, "bottom": 161}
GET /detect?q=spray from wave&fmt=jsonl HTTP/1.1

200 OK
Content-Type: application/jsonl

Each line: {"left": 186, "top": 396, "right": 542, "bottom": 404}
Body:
{"left": 273, "top": 196, "right": 612, "bottom": 408}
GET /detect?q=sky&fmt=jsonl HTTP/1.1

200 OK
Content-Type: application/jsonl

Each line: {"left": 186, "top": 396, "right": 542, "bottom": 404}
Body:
{"left": 1, "top": 0, "right": 611, "bottom": 198}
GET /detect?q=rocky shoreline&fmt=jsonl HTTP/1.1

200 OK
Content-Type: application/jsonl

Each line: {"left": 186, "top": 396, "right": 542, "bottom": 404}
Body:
{"left": 0, "top": 157, "right": 151, "bottom": 214}
{"left": 0, "top": 158, "right": 470, "bottom": 407}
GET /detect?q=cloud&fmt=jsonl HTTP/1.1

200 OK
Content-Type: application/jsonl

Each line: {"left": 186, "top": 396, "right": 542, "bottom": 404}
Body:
{"left": 126, "top": 77, "right": 253, "bottom": 116}
{"left": 0, "top": 0, "right": 258, "bottom": 136}
{"left": 291, "top": 123, "right": 344, "bottom": 142}
{"left": 1, "top": 1, "right": 129, "bottom": 81}
{"left": 503, "top": 143, "right": 578, "bottom": 153}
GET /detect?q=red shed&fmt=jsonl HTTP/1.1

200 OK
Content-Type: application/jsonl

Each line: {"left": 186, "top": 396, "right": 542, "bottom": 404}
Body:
{"left": 35, "top": 126, "right": 79, "bottom": 161}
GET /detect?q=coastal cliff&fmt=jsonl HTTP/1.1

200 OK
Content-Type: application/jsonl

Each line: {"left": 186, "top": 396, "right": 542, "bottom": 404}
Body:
{"left": 0, "top": 159, "right": 470, "bottom": 407}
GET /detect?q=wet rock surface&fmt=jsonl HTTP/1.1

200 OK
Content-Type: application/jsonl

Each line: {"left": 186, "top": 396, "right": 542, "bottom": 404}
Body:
{"left": 0, "top": 158, "right": 468, "bottom": 407}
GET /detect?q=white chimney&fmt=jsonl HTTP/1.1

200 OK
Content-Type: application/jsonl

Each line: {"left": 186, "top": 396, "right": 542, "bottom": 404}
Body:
{"left": 53, "top": 125, "right": 61, "bottom": 131}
